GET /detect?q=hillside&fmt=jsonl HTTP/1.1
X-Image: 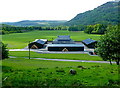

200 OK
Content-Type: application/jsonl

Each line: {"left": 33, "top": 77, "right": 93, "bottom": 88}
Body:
{"left": 2, "top": 20, "right": 67, "bottom": 27}
{"left": 2, "top": 2, "right": 119, "bottom": 26}
{"left": 65, "top": 1, "right": 120, "bottom": 25}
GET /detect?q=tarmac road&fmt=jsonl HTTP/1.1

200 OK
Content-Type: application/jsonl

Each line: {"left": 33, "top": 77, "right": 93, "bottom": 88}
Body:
{"left": 9, "top": 56, "right": 116, "bottom": 64}
{"left": 9, "top": 49, "right": 116, "bottom": 64}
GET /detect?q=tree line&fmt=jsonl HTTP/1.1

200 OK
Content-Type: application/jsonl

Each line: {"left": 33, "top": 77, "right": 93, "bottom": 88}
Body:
{"left": 68, "top": 24, "right": 119, "bottom": 34}
{"left": 0, "top": 24, "right": 68, "bottom": 35}
{"left": 1, "top": 24, "right": 119, "bottom": 35}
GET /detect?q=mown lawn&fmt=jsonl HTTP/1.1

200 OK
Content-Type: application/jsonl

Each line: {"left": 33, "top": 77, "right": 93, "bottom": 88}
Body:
{"left": 2, "top": 57, "right": 119, "bottom": 87}
{"left": 2, "top": 30, "right": 101, "bottom": 49}
{"left": 9, "top": 51, "right": 103, "bottom": 61}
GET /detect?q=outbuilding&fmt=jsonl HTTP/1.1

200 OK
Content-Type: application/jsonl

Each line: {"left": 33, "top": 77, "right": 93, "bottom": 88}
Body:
{"left": 82, "top": 38, "right": 97, "bottom": 48}
{"left": 48, "top": 35, "right": 84, "bottom": 51}
{"left": 29, "top": 39, "right": 47, "bottom": 49}
{"left": 47, "top": 44, "right": 84, "bottom": 51}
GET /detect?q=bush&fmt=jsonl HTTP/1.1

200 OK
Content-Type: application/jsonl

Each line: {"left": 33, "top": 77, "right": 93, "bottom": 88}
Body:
{"left": 0, "top": 42, "right": 9, "bottom": 59}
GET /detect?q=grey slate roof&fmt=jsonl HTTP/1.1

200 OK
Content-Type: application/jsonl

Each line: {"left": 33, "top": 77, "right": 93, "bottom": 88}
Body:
{"left": 32, "top": 39, "right": 47, "bottom": 45}
{"left": 47, "top": 44, "right": 84, "bottom": 47}
{"left": 58, "top": 35, "right": 70, "bottom": 38}
{"left": 82, "top": 39, "right": 97, "bottom": 45}
{"left": 52, "top": 35, "right": 75, "bottom": 44}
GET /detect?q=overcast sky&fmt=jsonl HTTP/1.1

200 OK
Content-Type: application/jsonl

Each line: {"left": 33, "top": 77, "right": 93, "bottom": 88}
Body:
{"left": 1, "top": 0, "right": 114, "bottom": 22}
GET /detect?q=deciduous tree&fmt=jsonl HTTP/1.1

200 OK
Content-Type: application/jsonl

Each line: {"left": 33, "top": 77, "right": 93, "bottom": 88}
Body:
{"left": 96, "top": 25, "right": 120, "bottom": 65}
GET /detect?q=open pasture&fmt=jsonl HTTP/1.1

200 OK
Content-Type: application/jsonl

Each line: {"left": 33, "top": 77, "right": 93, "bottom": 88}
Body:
{"left": 2, "top": 30, "right": 101, "bottom": 49}
{"left": 2, "top": 57, "right": 119, "bottom": 87}
{"left": 3, "top": 30, "right": 118, "bottom": 87}
{"left": 9, "top": 51, "right": 103, "bottom": 61}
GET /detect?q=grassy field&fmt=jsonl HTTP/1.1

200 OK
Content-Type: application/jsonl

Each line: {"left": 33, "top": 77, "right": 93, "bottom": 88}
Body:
{"left": 2, "top": 30, "right": 119, "bottom": 87}
{"left": 9, "top": 51, "right": 103, "bottom": 61}
{"left": 1, "top": 30, "right": 101, "bottom": 49}
{"left": 2, "top": 57, "right": 119, "bottom": 87}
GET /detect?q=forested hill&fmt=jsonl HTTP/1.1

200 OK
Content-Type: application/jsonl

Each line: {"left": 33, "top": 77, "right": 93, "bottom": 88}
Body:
{"left": 2, "top": 20, "right": 67, "bottom": 27}
{"left": 65, "top": 1, "right": 120, "bottom": 26}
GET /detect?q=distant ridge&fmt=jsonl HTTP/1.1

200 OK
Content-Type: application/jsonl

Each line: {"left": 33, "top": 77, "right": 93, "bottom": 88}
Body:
{"left": 65, "top": 1, "right": 120, "bottom": 25}
{"left": 2, "top": 20, "right": 67, "bottom": 27}
{"left": 2, "top": 1, "right": 120, "bottom": 26}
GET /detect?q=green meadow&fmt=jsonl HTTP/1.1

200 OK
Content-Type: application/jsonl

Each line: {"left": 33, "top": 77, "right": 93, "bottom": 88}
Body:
{"left": 2, "top": 30, "right": 101, "bottom": 49}
{"left": 9, "top": 51, "right": 103, "bottom": 61}
{"left": 2, "top": 30, "right": 119, "bottom": 87}
{"left": 2, "top": 57, "right": 119, "bottom": 87}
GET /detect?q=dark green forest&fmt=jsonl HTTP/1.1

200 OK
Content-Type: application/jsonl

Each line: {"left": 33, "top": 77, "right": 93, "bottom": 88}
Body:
{"left": 65, "top": 1, "right": 119, "bottom": 26}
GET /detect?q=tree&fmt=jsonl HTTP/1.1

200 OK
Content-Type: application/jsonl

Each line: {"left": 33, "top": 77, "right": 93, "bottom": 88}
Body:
{"left": 93, "top": 24, "right": 107, "bottom": 34}
{"left": 0, "top": 42, "right": 9, "bottom": 59}
{"left": 68, "top": 26, "right": 78, "bottom": 31}
{"left": 96, "top": 25, "right": 120, "bottom": 65}
{"left": 84, "top": 25, "right": 94, "bottom": 34}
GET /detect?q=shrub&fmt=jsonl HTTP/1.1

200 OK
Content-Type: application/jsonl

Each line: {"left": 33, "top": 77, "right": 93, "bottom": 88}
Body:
{"left": 0, "top": 42, "right": 9, "bottom": 59}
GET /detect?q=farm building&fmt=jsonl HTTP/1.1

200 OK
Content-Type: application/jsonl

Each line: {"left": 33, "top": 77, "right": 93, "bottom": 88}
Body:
{"left": 82, "top": 39, "right": 97, "bottom": 48}
{"left": 48, "top": 35, "right": 84, "bottom": 51}
{"left": 29, "top": 39, "right": 47, "bottom": 49}
{"left": 48, "top": 44, "right": 84, "bottom": 51}
{"left": 52, "top": 35, "right": 75, "bottom": 44}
